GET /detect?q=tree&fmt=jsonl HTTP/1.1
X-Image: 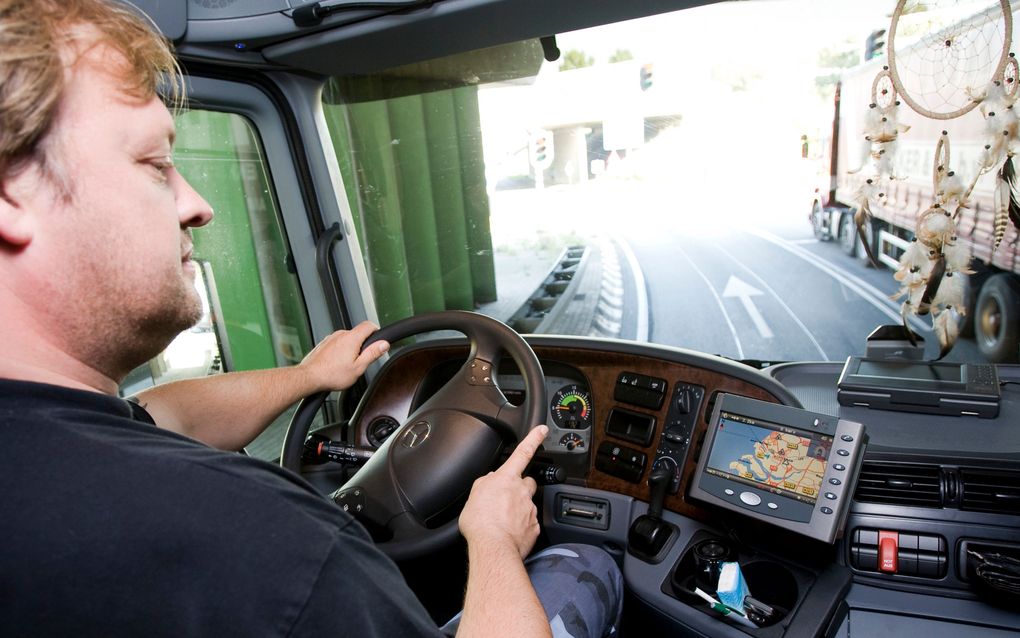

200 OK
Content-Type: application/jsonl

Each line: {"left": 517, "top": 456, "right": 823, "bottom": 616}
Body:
{"left": 559, "top": 49, "right": 594, "bottom": 71}
{"left": 608, "top": 49, "right": 634, "bottom": 63}
{"left": 815, "top": 40, "right": 860, "bottom": 99}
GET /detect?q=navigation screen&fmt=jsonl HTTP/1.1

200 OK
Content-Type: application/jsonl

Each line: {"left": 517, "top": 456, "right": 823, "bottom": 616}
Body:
{"left": 705, "top": 411, "right": 833, "bottom": 504}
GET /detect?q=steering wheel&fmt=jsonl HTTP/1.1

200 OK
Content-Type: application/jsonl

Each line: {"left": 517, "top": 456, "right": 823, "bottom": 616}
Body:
{"left": 280, "top": 311, "right": 547, "bottom": 561}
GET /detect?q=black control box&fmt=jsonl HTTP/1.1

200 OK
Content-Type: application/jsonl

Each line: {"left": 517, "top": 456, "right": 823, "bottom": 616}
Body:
{"left": 595, "top": 441, "right": 647, "bottom": 483}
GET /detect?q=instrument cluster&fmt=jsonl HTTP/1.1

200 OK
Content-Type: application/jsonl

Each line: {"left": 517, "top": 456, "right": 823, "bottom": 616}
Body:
{"left": 545, "top": 379, "right": 593, "bottom": 455}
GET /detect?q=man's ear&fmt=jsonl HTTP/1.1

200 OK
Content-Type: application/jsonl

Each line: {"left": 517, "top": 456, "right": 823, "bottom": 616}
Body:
{"left": 0, "top": 180, "right": 37, "bottom": 248}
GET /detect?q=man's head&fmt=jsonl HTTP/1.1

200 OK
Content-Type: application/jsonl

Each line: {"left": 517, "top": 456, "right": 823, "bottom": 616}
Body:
{"left": 0, "top": 0, "right": 214, "bottom": 393}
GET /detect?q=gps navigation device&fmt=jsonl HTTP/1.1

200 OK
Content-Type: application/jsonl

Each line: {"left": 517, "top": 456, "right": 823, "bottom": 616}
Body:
{"left": 689, "top": 394, "right": 866, "bottom": 544}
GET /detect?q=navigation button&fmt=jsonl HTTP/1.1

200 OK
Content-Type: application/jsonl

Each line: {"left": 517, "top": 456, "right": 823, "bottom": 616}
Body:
{"left": 739, "top": 491, "right": 762, "bottom": 506}
{"left": 841, "top": 434, "right": 854, "bottom": 442}
{"left": 825, "top": 492, "right": 838, "bottom": 500}
{"left": 767, "top": 502, "right": 778, "bottom": 510}
{"left": 829, "top": 478, "right": 842, "bottom": 486}
{"left": 833, "top": 463, "right": 846, "bottom": 471}
{"left": 837, "top": 449, "right": 850, "bottom": 457}
{"left": 820, "top": 507, "right": 833, "bottom": 515}
{"left": 724, "top": 488, "right": 735, "bottom": 496}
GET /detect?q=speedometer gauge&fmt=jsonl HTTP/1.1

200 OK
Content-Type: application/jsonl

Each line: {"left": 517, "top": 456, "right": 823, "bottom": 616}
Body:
{"left": 550, "top": 384, "right": 592, "bottom": 429}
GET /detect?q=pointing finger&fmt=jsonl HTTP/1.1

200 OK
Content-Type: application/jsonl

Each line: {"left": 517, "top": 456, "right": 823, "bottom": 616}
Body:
{"left": 499, "top": 425, "right": 548, "bottom": 477}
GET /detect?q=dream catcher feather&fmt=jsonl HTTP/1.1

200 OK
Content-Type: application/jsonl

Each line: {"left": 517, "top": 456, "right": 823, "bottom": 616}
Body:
{"left": 855, "top": 0, "right": 1018, "bottom": 358}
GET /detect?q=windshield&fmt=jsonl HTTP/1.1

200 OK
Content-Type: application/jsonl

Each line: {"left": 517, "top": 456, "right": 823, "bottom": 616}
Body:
{"left": 322, "top": 0, "right": 1015, "bottom": 366}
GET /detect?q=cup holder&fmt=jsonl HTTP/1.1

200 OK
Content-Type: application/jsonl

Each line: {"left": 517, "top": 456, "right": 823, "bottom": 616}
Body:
{"left": 740, "top": 561, "right": 798, "bottom": 620}
{"left": 669, "top": 538, "right": 799, "bottom": 628}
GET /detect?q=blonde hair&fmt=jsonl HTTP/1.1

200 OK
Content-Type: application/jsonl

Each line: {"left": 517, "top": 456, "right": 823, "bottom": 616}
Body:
{"left": 0, "top": 0, "right": 181, "bottom": 195}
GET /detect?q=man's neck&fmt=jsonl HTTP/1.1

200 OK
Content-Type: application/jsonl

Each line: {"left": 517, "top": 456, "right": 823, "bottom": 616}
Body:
{"left": 0, "top": 356, "right": 119, "bottom": 395}
{"left": 0, "top": 314, "right": 119, "bottom": 396}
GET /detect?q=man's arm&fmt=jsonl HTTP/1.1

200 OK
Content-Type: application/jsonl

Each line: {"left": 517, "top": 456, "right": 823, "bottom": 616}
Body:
{"left": 456, "top": 425, "right": 553, "bottom": 638}
{"left": 132, "top": 322, "right": 389, "bottom": 450}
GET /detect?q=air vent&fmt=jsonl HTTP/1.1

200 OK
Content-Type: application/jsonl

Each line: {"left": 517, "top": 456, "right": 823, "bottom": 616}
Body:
{"left": 854, "top": 462, "right": 942, "bottom": 508}
{"left": 960, "top": 468, "right": 1020, "bottom": 516}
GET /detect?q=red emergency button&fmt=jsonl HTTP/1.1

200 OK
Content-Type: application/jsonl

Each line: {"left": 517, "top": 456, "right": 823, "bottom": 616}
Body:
{"left": 879, "top": 531, "right": 898, "bottom": 573}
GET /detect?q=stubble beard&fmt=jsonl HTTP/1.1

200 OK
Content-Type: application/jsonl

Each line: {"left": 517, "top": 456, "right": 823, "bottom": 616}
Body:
{"left": 82, "top": 265, "right": 204, "bottom": 384}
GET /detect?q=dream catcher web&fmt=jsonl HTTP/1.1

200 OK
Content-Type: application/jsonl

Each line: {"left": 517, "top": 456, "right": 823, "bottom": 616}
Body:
{"left": 889, "top": 0, "right": 1012, "bottom": 119}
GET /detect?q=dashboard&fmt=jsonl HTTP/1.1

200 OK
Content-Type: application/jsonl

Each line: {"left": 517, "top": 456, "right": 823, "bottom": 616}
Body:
{"left": 343, "top": 335, "right": 1020, "bottom": 637}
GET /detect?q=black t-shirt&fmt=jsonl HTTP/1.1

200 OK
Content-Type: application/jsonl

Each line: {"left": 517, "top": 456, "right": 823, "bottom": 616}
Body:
{"left": 0, "top": 379, "right": 444, "bottom": 637}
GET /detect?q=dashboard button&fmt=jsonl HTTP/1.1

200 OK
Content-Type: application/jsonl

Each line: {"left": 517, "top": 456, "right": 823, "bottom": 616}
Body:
{"left": 825, "top": 492, "right": 837, "bottom": 500}
{"left": 820, "top": 507, "right": 833, "bottom": 515}
{"left": 837, "top": 449, "right": 850, "bottom": 457}
{"left": 841, "top": 434, "right": 854, "bottom": 442}
{"left": 833, "top": 463, "right": 846, "bottom": 471}
{"left": 829, "top": 478, "right": 842, "bottom": 486}
{"left": 724, "top": 488, "right": 735, "bottom": 496}
{"left": 739, "top": 491, "right": 762, "bottom": 506}
{"left": 664, "top": 429, "right": 686, "bottom": 444}
{"left": 767, "top": 502, "right": 778, "bottom": 510}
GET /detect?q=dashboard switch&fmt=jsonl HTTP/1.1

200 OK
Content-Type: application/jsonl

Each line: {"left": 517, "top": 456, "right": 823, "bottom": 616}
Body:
{"left": 879, "top": 531, "right": 899, "bottom": 573}
{"left": 596, "top": 441, "right": 646, "bottom": 483}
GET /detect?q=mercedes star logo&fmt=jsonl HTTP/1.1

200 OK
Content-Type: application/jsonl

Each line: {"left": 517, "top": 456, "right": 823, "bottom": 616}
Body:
{"left": 401, "top": 420, "right": 432, "bottom": 449}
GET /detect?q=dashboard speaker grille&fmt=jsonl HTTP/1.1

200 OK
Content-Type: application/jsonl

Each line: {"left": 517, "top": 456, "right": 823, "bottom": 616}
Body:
{"left": 854, "top": 462, "right": 942, "bottom": 508}
{"left": 960, "top": 468, "right": 1020, "bottom": 516}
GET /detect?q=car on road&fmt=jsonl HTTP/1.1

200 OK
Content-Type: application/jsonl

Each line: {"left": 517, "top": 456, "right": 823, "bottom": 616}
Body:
{"left": 115, "top": 0, "right": 1020, "bottom": 635}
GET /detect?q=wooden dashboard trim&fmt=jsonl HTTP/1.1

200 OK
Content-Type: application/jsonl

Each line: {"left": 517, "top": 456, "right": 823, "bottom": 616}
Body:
{"left": 351, "top": 343, "right": 783, "bottom": 519}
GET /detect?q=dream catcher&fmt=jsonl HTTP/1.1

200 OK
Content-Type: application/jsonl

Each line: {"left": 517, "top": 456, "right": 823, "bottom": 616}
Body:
{"left": 855, "top": 0, "right": 1018, "bottom": 358}
{"left": 892, "top": 134, "right": 975, "bottom": 358}
{"left": 850, "top": 67, "right": 910, "bottom": 267}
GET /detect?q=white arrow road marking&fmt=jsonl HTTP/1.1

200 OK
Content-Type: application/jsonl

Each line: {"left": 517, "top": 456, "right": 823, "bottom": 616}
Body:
{"left": 722, "top": 276, "right": 774, "bottom": 339}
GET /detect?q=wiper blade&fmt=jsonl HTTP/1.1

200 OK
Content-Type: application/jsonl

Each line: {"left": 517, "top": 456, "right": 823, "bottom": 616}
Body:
{"left": 292, "top": 0, "right": 436, "bottom": 27}
{"left": 714, "top": 355, "right": 786, "bottom": 370}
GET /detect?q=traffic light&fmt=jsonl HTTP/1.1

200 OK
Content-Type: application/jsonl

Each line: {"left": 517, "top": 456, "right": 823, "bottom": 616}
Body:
{"left": 865, "top": 29, "right": 886, "bottom": 61}
{"left": 640, "top": 63, "right": 653, "bottom": 91}
{"left": 529, "top": 130, "right": 554, "bottom": 169}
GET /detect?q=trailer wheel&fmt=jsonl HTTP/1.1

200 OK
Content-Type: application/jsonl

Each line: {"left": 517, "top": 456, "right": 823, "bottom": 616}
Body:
{"left": 975, "top": 273, "right": 1020, "bottom": 363}
{"left": 811, "top": 201, "right": 831, "bottom": 241}
{"left": 840, "top": 213, "right": 873, "bottom": 265}
{"left": 839, "top": 214, "right": 857, "bottom": 256}
{"left": 959, "top": 269, "right": 989, "bottom": 339}
{"left": 854, "top": 218, "right": 876, "bottom": 267}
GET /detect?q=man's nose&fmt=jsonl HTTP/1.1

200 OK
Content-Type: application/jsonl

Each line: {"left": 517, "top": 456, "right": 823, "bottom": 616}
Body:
{"left": 171, "top": 169, "right": 214, "bottom": 228}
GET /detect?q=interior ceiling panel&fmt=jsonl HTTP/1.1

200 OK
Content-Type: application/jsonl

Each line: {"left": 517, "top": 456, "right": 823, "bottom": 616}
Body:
{"left": 157, "top": 0, "right": 716, "bottom": 76}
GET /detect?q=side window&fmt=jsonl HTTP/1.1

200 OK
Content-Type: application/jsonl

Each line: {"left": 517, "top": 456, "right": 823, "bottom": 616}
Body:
{"left": 119, "top": 110, "right": 314, "bottom": 461}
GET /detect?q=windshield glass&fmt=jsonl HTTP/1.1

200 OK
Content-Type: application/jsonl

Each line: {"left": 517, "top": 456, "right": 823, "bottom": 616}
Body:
{"left": 323, "top": 0, "right": 1017, "bottom": 366}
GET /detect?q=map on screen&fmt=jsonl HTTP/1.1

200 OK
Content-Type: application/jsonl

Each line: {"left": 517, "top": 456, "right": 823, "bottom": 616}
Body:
{"left": 705, "top": 413, "right": 832, "bottom": 503}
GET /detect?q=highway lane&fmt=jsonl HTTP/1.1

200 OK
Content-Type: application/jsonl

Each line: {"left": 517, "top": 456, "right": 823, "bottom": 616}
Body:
{"left": 626, "top": 223, "right": 985, "bottom": 364}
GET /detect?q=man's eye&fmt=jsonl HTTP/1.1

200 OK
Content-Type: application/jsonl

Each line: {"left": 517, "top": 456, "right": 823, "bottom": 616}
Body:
{"left": 148, "top": 157, "right": 174, "bottom": 178}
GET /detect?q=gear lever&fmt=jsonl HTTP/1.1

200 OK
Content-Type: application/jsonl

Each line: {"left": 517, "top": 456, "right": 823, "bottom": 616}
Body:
{"left": 628, "top": 467, "right": 677, "bottom": 561}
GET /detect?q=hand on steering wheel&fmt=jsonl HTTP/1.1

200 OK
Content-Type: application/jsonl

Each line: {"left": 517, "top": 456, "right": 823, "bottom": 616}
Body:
{"left": 280, "top": 311, "right": 547, "bottom": 561}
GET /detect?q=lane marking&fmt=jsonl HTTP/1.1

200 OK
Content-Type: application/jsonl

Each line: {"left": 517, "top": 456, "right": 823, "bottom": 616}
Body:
{"left": 747, "top": 228, "right": 929, "bottom": 333}
{"left": 676, "top": 246, "right": 746, "bottom": 360}
{"left": 615, "top": 237, "right": 649, "bottom": 342}
{"left": 722, "top": 276, "right": 774, "bottom": 339}
{"left": 715, "top": 244, "right": 830, "bottom": 361}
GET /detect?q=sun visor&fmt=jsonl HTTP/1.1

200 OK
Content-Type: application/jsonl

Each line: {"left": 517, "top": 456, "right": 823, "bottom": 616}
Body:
{"left": 116, "top": 0, "right": 188, "bottom": 42}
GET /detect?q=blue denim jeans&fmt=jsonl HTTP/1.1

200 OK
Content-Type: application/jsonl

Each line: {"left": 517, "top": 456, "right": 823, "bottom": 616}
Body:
{"left": 441, "top": 544, "right": 623, "bottom": 637}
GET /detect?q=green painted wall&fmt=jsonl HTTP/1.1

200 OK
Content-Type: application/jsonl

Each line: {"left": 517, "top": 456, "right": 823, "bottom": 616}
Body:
{"left": 322, "top": 81, "right": 498, "bottom": 323}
